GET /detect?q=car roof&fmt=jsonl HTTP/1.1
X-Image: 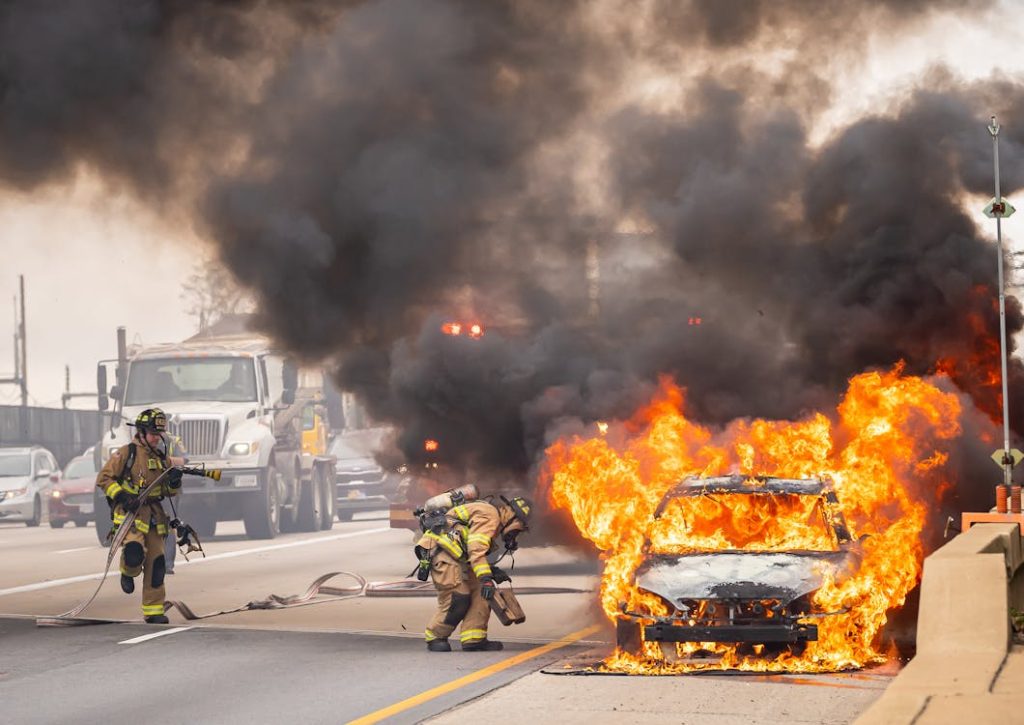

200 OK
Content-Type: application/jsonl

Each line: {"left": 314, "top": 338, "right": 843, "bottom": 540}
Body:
{"left": 0, "top": 446, "right": 49, "bottom": 454}
{"left": 661, "top": 474, "right": 829, "bottom": 500}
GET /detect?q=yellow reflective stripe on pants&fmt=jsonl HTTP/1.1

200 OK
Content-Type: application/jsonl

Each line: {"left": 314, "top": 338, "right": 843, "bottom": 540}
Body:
{"left": 135, "top": 519, "right": 150, "bottom": 534}
{"left": 472, "top": 562, "right": 492, "bottom": 577}
{"left": 141, "top": 603, "right": 165, "bottom": 616}
{"left": 459, "top": 629, "right": 486, "bottom": 642}
{"left": 113, "top": 511, "right": 126, "bottom": 525}
{"left": 424, "top": 629, "right": 438, "bottom": 642}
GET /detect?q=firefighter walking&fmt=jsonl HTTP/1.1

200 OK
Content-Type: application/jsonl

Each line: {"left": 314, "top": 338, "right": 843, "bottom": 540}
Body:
{"left": 96, "top": 408, "right": 184, "bottom": 623}
{"left": 416, "top": 494, "right": 532, "bottom": 652}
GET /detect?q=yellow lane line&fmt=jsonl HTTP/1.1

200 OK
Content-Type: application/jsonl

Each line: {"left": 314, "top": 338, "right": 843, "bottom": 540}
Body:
{"left": 348, "top": 624, "right": 601, "bottom": 725}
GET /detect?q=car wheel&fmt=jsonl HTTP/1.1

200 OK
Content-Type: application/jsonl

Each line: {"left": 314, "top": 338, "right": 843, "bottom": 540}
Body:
{"left": 74, "top": 517, "right": 91, "bottom": 527}
{"left": 25, "top": 496, "right": 41, "bottom": 527}
{"left": 615, "top": 619, "right": 643, "bottom": 655}
{"left": 242, "top": 466, "right": 281, "bottom": 540}
{"left": 319, "top": 468, "right": 335, "bottom": 531}
{"left": 337, "top": 509, "right": 354, "bottom": 522}
{"left": 50, "top": 519, "right": 67, "bottom": 529}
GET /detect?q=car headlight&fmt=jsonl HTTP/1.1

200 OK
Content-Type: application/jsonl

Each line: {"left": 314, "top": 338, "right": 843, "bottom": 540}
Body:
{"left": 7, "top": 488, "right": 27, "bottom": 499}
{"left": 51, "top": 490, "right": 63, "bottom": 498}
{"left": 228, "top": 442, "right": 258, "bottom": 456}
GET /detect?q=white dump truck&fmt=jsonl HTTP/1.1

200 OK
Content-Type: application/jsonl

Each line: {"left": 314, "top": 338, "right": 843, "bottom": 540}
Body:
{"left": 93, "top": 327, "right": 338, "bottom": 542}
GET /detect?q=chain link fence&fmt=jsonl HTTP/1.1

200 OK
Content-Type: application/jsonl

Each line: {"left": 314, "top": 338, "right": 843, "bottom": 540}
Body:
{"left": 0, "top": 405, "right": 110, "bottom": 466}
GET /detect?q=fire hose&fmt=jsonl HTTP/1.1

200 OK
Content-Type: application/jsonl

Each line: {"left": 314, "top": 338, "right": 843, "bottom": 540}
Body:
{"left": 36, "top": 470, "right": 588, "bottom": 627}
{"left": 38, "top": 568, "right": 588, "bottom": 627}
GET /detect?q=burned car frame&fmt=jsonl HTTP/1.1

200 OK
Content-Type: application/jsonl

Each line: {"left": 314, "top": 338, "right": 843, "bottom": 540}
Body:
{"left": 616, "top": 475, "right": 860, "bottom": 655}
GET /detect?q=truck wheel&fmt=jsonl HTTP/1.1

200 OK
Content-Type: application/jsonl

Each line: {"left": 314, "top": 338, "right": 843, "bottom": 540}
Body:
{"left": 49, "top": 519, "right": 67, "bottom": 529}
{"left": 25, "top": 496, "right": 41, "bottom": 527}
{"left": 243, "top": 466, "right": 281, "bottom": 539}
{"left": 95, "top": 489, "right": 112, "bottom": 547}
{"left": 615, "top": 619, "right": 643, "bottom": 655}
{"left": 296, "top": 475, "right": 322, "bottom": 532}
{"left": 192, "top": 511, "right": 217, "bottom": 539}
{"left": 319, "top": 468, "right": 335, "bottom": 531}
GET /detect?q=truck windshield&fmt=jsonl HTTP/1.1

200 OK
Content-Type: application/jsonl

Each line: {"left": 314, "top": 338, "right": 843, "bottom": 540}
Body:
{"left": 125, "top": 357, "right": 258, "bottom": 405}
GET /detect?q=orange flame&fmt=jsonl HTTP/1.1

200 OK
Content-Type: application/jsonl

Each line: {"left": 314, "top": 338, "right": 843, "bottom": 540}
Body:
{"left": 441, "top": 322, "right": 463, "bottom": 336}
{"left": 543, "top": 366, "right": 962, "bottom": 673}
{"left": 424, "top": 439, "right": 439, "bottom": 452}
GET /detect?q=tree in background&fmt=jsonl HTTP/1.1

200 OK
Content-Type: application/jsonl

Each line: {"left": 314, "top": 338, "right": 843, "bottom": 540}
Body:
{"left": 180, "top": 257, "right": 254, "bottom": 334}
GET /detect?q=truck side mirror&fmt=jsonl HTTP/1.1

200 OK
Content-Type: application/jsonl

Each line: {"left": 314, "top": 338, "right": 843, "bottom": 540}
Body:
{"left": 282, "top": 360, "right": 298, "bottom": 406}
{"left": 97, "top": 366, "right": 109, "bottom": 410}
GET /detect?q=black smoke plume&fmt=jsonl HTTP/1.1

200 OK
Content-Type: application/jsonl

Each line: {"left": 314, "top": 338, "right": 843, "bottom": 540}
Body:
{"left": 1, "top": 0, "right": 1023, "bottom": 494}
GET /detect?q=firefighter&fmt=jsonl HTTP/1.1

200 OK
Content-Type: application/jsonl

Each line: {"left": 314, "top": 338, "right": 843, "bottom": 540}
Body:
{"left": 416, "top": 494, "right": 532, "bottom": 652}
{"left": 96, "top": 408, "right": 184, "bottom": 623}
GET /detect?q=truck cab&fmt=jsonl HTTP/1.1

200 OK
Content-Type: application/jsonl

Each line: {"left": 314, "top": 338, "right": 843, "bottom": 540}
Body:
{"left": 95, "top": 332, "right": 336, "bottom": 542}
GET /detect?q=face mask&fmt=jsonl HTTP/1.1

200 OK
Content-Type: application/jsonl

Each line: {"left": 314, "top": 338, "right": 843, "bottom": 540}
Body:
{"left": 503, "top": 531, "right": 519, "bottom": 552}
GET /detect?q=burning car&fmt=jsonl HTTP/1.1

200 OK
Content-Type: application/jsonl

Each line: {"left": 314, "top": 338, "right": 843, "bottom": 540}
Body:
{"left": 615, "top": 475, "right": 861, "bottom": 659}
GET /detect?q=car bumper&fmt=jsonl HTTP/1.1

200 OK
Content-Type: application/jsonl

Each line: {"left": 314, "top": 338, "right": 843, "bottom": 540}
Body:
{"left": 0, "top": 496, "right": 33, "bottom": 521}
{"left": 336, "top": 491, "right": 389, "bottom": 512}
{"left": 50, "top": 495, "right": 93, "bottom": 521}
{"left": 642, "top": 621, "right": 818, "bottom": 644}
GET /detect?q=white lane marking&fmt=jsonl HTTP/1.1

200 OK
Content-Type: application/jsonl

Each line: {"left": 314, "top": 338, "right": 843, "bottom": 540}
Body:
{"left": 119, "top": 626, "right": 193, "bottom": 645}
{"left": 0, "top": 527, "right": 392, "bottom": 597}
{"left": 55, "top": 547, "right": 96, "bottom": 554}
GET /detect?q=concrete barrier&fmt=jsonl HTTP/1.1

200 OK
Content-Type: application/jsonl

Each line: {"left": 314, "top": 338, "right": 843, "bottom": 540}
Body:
{"left": 856, "top": 523, "right": 1023, "bottom": 724}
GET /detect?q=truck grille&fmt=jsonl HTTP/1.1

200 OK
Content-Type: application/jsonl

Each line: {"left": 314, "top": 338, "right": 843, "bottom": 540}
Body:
{"left": 169, "top": 418, "right": 223, "bottom": 459}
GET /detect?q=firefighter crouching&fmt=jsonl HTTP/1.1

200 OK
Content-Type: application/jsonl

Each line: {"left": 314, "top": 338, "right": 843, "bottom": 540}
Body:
{"left": 415, "top": 491, "right": 533, "bottom": 652}
{"left": 96, "top": 408, "right": 184, "bottom": 624}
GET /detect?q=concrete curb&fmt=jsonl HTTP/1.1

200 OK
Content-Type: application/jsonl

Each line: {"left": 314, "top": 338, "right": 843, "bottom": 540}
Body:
{"left": 856, "top": 523, "right": 1023, "bottom": 724}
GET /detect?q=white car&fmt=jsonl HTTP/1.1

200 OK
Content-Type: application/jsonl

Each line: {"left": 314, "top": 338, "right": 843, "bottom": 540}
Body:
{"left": 0, "top": 446, "right": 61, "bottom": 527}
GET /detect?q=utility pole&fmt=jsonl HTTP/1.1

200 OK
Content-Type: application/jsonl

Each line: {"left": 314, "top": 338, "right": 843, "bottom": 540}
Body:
{"left": 18, "top": 274, "right": 26, "bottom": 408}
{"left": 985, "top": 116, "right": 1019, "bottom": 492}
{"left": 0, "top": 276, "right": 28, "bottom": 414}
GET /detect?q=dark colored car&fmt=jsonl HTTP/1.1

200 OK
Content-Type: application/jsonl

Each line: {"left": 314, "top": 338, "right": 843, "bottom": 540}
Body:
{"left": 616, "top": 475, "right": 860, "bottom": 658}
{"left": 331, "top": 429, "right": 398, "bottom": 521}
{"left": 50, "top": 452, "right": 98, "bottom": 528}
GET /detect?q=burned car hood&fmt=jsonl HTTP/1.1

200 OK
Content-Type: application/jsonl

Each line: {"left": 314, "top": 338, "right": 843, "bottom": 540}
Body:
{"left": 635, "top": 551, "right": 855, "bottom": 603}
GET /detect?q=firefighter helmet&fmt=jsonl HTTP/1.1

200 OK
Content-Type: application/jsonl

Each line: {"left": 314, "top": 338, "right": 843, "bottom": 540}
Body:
{"left": 133, "top": 408, "right": 168, "bottom": 433}
{"left": 500, "top": 495, "right": 533, "bottom": 529}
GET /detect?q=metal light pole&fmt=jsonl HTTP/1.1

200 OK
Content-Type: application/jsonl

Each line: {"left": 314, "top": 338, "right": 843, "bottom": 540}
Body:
{"left": 989, "top": 116, "right": 1013, "bottom": 487}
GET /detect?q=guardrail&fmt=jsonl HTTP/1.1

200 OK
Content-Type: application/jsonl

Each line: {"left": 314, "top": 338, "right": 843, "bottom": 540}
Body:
{"left": 856, "top": 522, "right": 1024, "bottom": 723}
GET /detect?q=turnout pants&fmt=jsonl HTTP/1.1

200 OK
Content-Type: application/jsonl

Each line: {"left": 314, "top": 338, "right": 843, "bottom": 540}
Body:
{"left": 424, "top": 550, "right": 492, "bottom": 646}
{"left": 118, "top": 503, "right": 169, "bottom": 618}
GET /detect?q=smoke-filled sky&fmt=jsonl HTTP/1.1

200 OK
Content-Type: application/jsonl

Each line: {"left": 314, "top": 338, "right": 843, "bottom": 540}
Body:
{"left": 1, "top": 1, "right": 1023, "bottom": 491}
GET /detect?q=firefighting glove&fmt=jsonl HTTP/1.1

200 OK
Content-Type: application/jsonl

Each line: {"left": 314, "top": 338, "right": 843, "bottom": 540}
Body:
{"left": 492, "top": 566, "right": 511, "bottom": 585}
{"left": 114, "top": 490, "right": 140, "bottom": 512}
{"left": 479, "top": 575, "right": 497, "bottom": 600}
{"left": 167, "top": 468, "right": 183, "bottom": 489}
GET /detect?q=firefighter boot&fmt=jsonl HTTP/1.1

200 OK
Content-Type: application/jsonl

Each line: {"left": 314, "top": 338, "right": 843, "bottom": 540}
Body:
{"left": 145, "top": 615, "right": 170, "bottom": 624}
{"left": 120, "top": 574, "right": 135, "bottom": 594}
{"left": 462, "top": 639, "right": 504, "bottom": 652}
{"left": 427, "top": 639, "right": 452, "bottom": 652}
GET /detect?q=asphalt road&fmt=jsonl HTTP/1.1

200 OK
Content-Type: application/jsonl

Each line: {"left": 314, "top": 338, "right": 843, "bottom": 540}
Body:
{"left": 0, "top": 514, "right": 892, "bottom": 724}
